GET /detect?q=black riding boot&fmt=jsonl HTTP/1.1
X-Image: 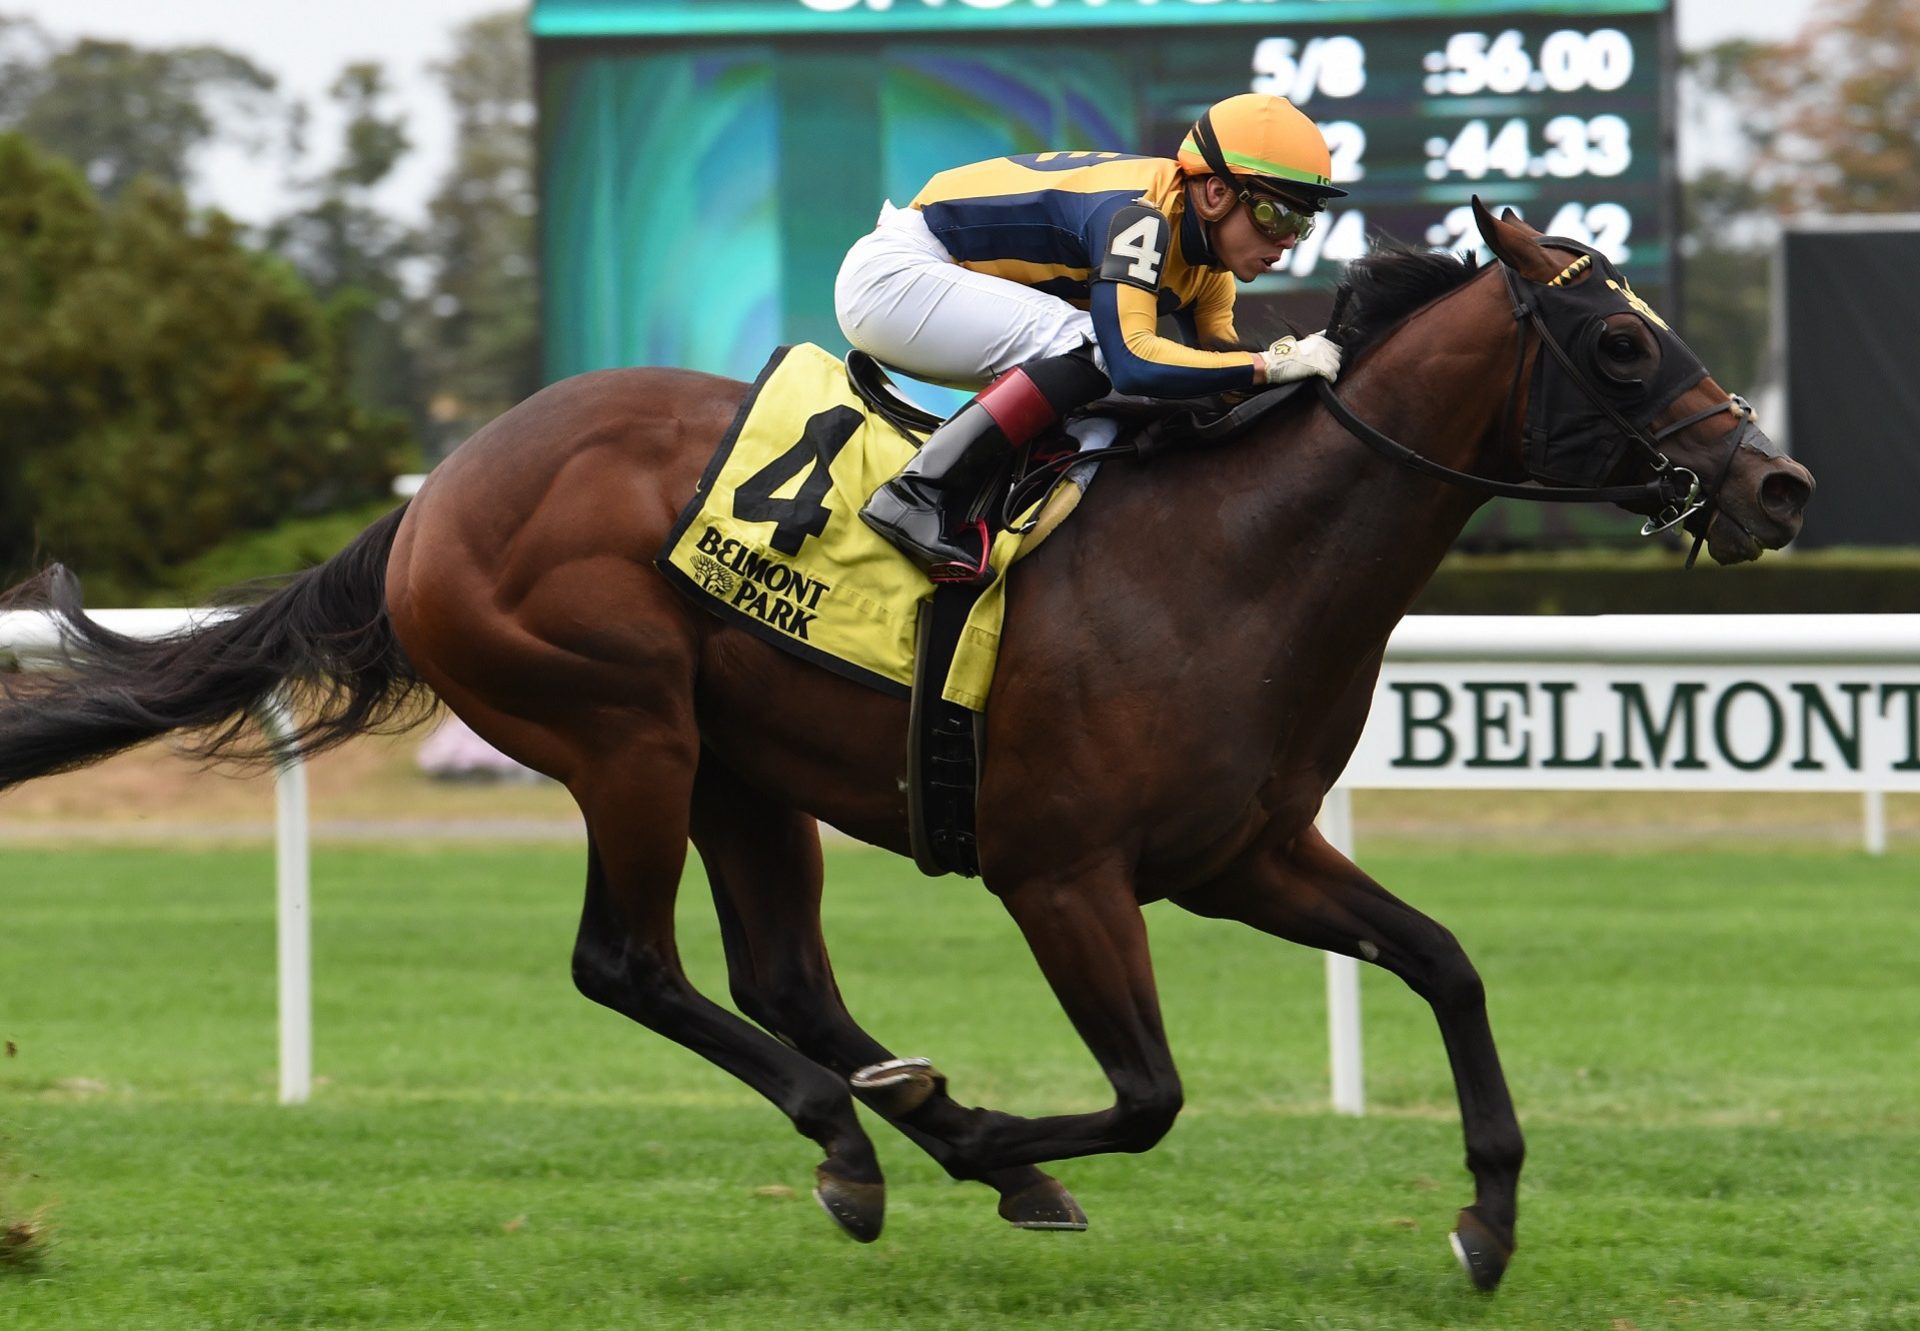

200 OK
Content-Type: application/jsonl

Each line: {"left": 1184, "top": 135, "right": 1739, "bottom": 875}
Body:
{"left": 860, "top": 350, "right": 1111, "bottom": 582}
{"left": 858, "top": 399, "right": 1009, "bottom": 579}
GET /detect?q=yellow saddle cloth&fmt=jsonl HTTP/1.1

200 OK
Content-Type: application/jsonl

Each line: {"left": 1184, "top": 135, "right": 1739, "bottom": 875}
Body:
{"left": 656, "top": 343, "right": 1082, "bottom": 711}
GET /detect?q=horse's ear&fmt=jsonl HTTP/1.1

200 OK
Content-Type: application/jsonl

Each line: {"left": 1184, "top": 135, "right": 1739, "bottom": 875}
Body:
{"left": 1500, "top": 207, "right": 1544, "bottom": 238}
{"left": 1471, "top": 196, "right": 1560, "bottom": 283}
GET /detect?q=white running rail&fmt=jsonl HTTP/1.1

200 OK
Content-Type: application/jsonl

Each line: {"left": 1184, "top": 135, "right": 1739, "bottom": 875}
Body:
{"left": 1317, "top": 612, "right": 1920, "bottom": 1115}
{"left": 8, "top": 610, "right": 1916, "bottom": 1116}
{"left": 0, "top": 608, "right": 312, "bottom": 1105}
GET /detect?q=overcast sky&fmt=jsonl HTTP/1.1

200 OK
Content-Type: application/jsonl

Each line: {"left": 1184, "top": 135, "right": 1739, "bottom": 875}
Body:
{"left": 9, "top": 0, "right": 1818, "bottom": 225}
{"left": 8, "top": 0, "right": 511, "bottom": 224}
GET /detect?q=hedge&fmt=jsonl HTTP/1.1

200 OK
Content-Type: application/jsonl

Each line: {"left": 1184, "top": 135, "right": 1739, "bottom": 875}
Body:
{"left": 1412, "top": 548, "right": 1920, "bottom": 615}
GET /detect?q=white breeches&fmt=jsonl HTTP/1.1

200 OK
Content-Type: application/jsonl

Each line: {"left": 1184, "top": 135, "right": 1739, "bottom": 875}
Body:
{"left": 834, "top": 203, "right": 1101, "bottom": 390}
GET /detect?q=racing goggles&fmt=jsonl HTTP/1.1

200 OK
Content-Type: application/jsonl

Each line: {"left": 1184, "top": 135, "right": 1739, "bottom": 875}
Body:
{"left": 1240, "top": 186, "right": 1318, "bottom": 244}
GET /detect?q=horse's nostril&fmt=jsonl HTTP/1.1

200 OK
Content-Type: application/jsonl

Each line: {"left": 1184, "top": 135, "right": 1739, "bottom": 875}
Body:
{"left": 1760, "top": 470, "right": 1811, "bottom": 522}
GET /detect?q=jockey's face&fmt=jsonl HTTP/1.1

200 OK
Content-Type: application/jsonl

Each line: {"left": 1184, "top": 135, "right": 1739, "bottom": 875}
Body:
{"left": 1194, "top": 176, "right": 1305, "bottom": 282}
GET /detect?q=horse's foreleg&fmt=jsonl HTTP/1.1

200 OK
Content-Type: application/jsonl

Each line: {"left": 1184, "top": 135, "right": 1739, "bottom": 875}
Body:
{"left": 1175, "top": 824, "right": 1525, "bottom": 1290}
{"left": 688, "top": 758, "right": 1087, "bottom": 1231}
{"left": 892, "top": 861, "right": 1184, "bottom": 1174}
{"left": 567, "top": 740, "right": 887, "bottom": 1241}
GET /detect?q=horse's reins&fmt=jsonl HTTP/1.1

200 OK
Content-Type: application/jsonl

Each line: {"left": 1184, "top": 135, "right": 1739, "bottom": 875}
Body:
{"left": 1317, "top": 250, "right": 1761, "bottom": 567}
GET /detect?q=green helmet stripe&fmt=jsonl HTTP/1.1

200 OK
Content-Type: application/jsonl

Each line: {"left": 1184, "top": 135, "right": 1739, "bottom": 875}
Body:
{"left": 1180, "top": 134, "right": 1332, "bottom": 188}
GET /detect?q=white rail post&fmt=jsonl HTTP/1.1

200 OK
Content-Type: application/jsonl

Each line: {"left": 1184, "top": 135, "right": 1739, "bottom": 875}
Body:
{"left": 3, "top": 608, "right": 315, "bottom": 1103}
{"left": 1863, "top": 790, "right": 1887, "bottom": 856}
{"left": 256, "top": 695, "right": 312, "bottom": 1105}
{"left": 1316, "top": 786, "right": 1365, "bottom": 1117}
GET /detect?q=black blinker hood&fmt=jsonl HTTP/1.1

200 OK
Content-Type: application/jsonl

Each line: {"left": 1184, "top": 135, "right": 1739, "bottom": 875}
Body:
{"left": 1522, "top": 239, "right": 1707, "bottom": 487}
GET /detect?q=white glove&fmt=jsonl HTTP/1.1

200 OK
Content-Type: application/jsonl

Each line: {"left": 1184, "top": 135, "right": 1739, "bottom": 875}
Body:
{"left": 1259, "top": 332, "right": 1342, "bottom": 385}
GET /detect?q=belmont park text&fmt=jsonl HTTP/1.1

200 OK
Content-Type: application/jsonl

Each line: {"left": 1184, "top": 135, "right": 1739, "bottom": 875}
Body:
{"left": 1380, "top": 677, "right": 1920, "bottom": 774}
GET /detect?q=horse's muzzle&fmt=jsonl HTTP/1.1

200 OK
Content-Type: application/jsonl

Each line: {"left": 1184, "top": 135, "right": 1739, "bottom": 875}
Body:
{"left": 1703, "top": 445, "right": 1814, "bottom": 564}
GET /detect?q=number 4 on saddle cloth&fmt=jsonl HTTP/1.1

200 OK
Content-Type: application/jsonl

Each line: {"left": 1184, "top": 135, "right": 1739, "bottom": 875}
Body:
{"left": 656, "top": 341, "right": 1308, "bottom": 876}
{"left": 657, "top": 342, "right": 1100, "bottom": 712}
{"left": 655, "top": 341, "right": 1104, "bottom": 877}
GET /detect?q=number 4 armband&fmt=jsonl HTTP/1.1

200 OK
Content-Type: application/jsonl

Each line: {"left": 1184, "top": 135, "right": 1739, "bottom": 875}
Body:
{"left": 1097, "top": 204, "right": 1170, "bottom": 292}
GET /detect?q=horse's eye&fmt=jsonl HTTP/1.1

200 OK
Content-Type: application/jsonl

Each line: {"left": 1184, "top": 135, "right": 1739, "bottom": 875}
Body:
{"left": 1604, "top": 334, "right": 1639, "bottom": 361}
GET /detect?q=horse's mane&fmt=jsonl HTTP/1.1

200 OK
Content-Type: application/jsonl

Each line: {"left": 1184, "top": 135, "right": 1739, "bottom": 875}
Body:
{"left": 1333, "top": 244, "right": 1483, "bottom": 356}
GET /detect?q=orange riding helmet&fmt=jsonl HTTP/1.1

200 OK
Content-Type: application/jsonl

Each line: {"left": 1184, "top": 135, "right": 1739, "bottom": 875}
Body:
{"left": 1176, "top": 92, "right": 1347, "bottom": 205}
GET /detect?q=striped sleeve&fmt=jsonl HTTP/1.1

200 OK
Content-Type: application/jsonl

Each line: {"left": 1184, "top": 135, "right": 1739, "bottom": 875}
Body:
{"left": 1193, "top": 270, "right": 1242, "bottom": 352}
{"left": 1090, "top": 281, "right": 1260, "bottom": 398}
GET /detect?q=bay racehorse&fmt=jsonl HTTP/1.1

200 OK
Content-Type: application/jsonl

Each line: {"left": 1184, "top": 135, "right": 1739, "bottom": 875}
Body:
{"left": 0, "top": 202, "right": 1811, "bottom": 1289}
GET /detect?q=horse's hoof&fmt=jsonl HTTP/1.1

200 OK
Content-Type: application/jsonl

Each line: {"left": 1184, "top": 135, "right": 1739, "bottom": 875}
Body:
{"left": 813, "top": 1165, "right": 885, "bottom": 1243}
{"left": 1448, "top": 1206, "right": 1514, "bottom": 1291}
{"left": 997, "top": 1178, "right": 1089, "bottom": 1231}
{"left": 850, "top": 1057, "right": 945, "bottom": 1118}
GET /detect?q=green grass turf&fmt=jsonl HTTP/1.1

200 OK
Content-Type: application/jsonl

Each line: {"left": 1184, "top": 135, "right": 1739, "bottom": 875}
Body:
{"left": 2, "top": 843, "right": 1917, "bottom": 1329}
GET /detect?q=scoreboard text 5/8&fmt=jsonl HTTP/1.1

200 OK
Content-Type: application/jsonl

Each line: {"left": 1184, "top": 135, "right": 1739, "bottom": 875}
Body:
{"left": 1146, "top": 14, "right": 1671, "bottom": 302}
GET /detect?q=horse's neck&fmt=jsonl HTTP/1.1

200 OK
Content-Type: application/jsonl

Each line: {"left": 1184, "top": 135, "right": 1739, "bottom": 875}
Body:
{"left": 1240, "top": 280, "right": 1515, "bottom": 660}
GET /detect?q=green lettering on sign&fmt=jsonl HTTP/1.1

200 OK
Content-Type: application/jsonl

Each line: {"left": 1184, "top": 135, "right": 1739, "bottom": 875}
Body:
{"left": 1391, "top": 683, "right": 1454, "bottom": 768}
{"left": 1612, "top": 682, "right": 1707, "bottom": 770}
{"left": 1714, "top": 681, "right": 1784, "bottom": 772}
{"left": 1792, "top": 683, "right": 1869, "bottom": 771}
{"left": 1465, "top": 682, "right": 1531, "bottom": 769}
{"left": 1541, "top": 681, "right": 1603, "bottom": 768}
{"left": 1881, "top": 685, "right": 1920, "bottom": 771}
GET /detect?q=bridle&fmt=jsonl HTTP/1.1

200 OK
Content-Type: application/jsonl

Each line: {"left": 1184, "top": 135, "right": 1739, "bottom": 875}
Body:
{"left": 1317, "top": 240, "right": 1768, "bottom": 567}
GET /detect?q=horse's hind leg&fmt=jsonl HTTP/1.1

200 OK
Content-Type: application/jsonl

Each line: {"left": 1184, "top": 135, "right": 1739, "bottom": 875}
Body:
{"left": 688, "top": 757, "right": 1088, "bottom": 1231}
{"left": 1174, "top": 825, "right": 1525, "bottom": 1292}
{"left": 567, "top": 740, "right": 888, "bottom": 1241}
{"left": 831, "top": 859, "right": 1188, "bottom": 1176}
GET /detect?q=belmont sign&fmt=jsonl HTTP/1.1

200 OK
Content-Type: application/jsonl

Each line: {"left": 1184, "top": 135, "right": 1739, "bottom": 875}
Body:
{"left": 1349, "top": 666, "right": 1920, "bottom": 790}
{"left": 1341, "top": 616, "right": 1920, "bottom": 792}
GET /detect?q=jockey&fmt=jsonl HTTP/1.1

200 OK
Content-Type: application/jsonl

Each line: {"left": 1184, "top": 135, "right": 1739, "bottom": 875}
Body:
{"left": 836, "top": 92, "right": 1349, "bottom": 581}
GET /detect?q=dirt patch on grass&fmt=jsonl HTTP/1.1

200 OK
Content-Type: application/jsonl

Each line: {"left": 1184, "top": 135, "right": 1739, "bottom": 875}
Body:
{"left": 0, "top": 1210, "right": 50, "bottom": 1270}
{"left": 0, "top": 725, "right": 576, "bottom": 838}
{"left": 0, "top": 1149, "right": 52, "bottom": 1273}
{"left": 1353, "top": 787, "right": 1919, "bottom": 849}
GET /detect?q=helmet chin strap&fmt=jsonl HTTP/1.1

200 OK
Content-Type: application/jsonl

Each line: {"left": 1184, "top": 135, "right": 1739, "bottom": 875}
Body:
{"left": 1183, "top": 177, "right": 1228, "bottom": 270}
{"left": 1187, "top": 112, "right": 1243, "bottom": 271}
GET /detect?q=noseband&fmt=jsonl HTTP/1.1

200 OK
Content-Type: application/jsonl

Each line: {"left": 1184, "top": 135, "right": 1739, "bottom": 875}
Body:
{"left": 1643, "top": 391, "right": 1763, "bottom": 567}
{"left": 1319, "top": 239, "right": 1768, "bottom": 566}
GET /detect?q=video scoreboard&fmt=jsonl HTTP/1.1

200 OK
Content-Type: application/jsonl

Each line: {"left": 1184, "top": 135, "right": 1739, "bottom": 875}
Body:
{"left": 1146, "top": 13, "right": 1672, "bottom": 305}
{"left": 534, "top": 0, "right": 1675, "bottom": 383}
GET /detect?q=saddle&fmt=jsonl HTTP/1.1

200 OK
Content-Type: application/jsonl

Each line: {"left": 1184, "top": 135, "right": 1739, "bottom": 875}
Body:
{"left": 846, "top": 349, "right": 1311, "bottom": 537}
{"left": 842, "top": 350, "right": 1313, "bottom": 877}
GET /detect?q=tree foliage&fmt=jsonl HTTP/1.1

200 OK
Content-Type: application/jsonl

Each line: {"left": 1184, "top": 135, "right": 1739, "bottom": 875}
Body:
{"left": 1676, "top": 169, "right": 1772, "bottom": 394}
{"left": 1678, "top": 0, "right": 1919, "bottom": 394}
{"left": 0, "top": 17, "right": 284, "bottom": 202}
{"left": 0, "top": 133, "right": 410, "bottom": 595}
{"left": 415, "top": 9, "right": 540, "bottom": 451}
{"left": 1698, "top": 0, "right": 1920, "bottom": 214}
{"left": 0, "top": 12, "right": 547, "bottom": 592}
{"left": 267, "top": 63, "right": 423, "bottom": 431}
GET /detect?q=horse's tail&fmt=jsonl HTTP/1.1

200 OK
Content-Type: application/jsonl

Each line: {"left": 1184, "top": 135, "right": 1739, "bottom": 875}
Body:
{"left": 0, "top": 503, "right": 428, "bottom": 792}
